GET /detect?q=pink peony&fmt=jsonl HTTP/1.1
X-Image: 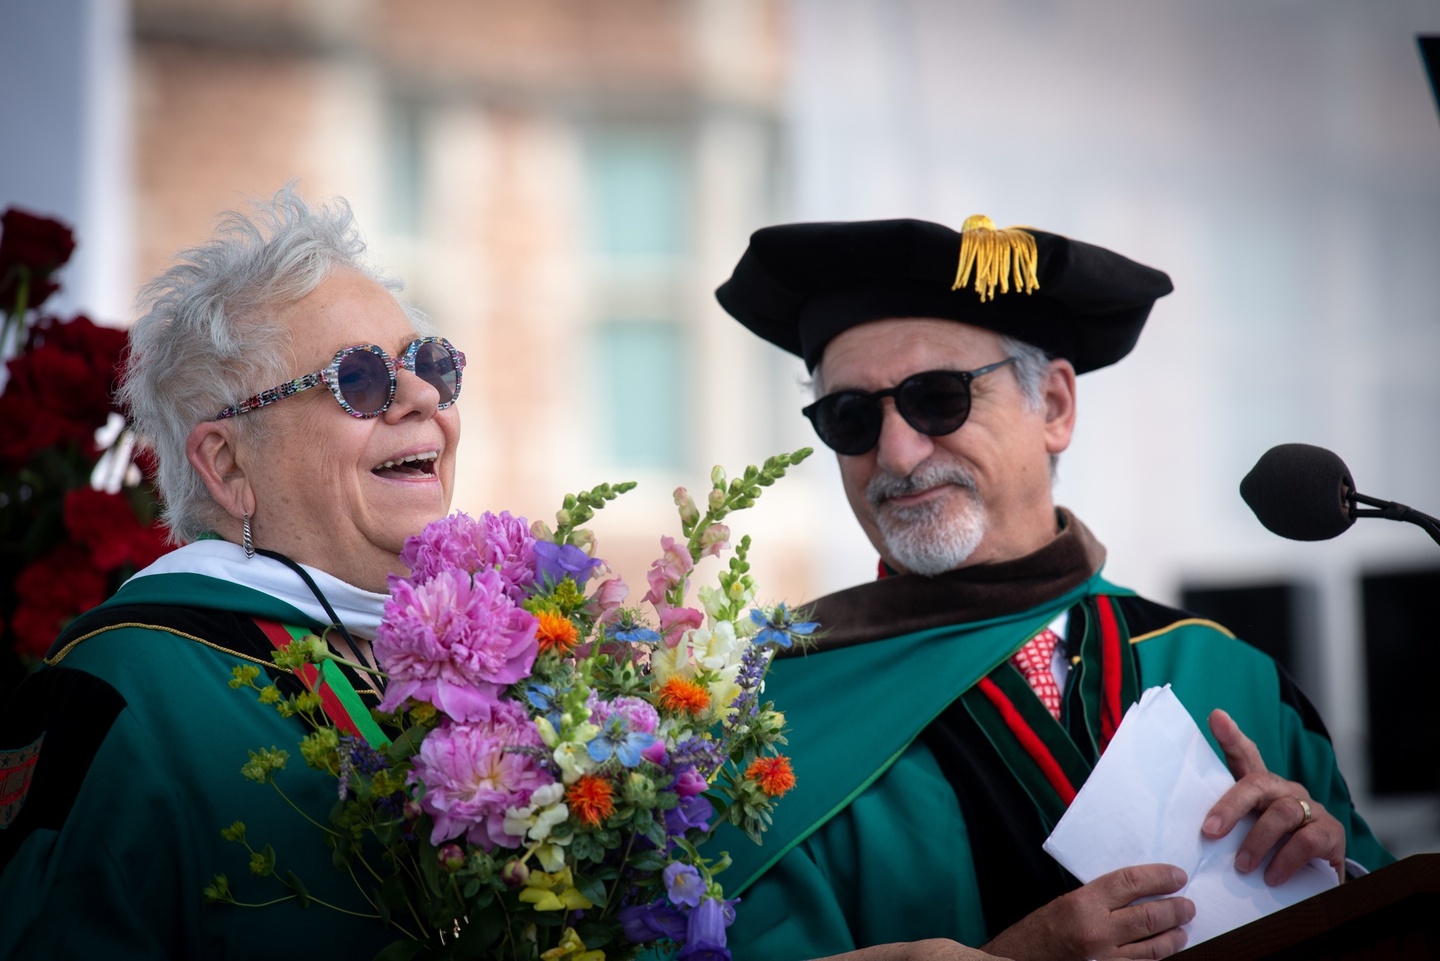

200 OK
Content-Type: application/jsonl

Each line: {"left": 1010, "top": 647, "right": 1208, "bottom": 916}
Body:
{"left": 409, "top": 702, "right": 554, "bottom": 849}
{"left": 375, "top": 567, "right": 539, "bottom": 720}
{"left": 400, "top": 510, "right": 538, "bottom": 601}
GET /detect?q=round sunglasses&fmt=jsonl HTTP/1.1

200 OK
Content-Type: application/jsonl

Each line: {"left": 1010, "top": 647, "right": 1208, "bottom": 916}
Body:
{"left": 801, "top": 357, "right": 1018, "bottom": 455}
{"left": 215, "top": 336, "right": 466, "bottom": 420}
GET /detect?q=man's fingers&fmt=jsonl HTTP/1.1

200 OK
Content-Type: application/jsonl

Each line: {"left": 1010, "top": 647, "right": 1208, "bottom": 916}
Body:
{"left": 1202, "top": 773, "right": 1274, "bottom": 838}
{"left": 1208, "top": 708, "right": 1267, "bottom": 779}
{"left": 1112, "top": 895, "right": 1196, "bottom": 948}
{"left": 1094, "top": 864, "right": 1189, "bottom": 905}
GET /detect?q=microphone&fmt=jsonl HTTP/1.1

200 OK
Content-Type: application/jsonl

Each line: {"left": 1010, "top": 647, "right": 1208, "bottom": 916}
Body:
{"left": 1240, "top": 444, "right": 1440, "bottom": 546}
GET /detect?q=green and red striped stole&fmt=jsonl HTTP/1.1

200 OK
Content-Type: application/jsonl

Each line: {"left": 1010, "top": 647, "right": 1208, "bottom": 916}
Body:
{"left": 252, "top": 618, "right": 389, "bottom": 748}
{"left": 962, "top": 594, "right": 1139, "bottom": 830}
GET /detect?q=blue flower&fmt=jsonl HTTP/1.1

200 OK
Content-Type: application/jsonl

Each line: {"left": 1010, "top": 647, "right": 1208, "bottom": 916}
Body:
{"left": 678, "top": 896, "right": 734, "bottom": 961}
{"left": 619, "top": 901, "right": 687, "bottom": 943}
{"left": 662, "top": 861, "right": 705, "bottom": 908}
{"left": 525, "top": 683, "right": 563, "bottom": 728}
{"left": 533, "top": 540, "right": 603, "bottom": 588}
{"left": 611, "top": 610, "right": 662, "bottom": 643}
{"left": 749, "top": 603, "right": 818, "bottom": 649}
{"left": 664, "top": 793, "right": 715, "bottom": 837}
{"left": 586, "top": 714, "right": 657, "bottom": 768}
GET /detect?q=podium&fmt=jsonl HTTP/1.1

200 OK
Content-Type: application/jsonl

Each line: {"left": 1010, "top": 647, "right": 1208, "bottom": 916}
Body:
{"left": 1172, "top": 854, "right": 1440, "bottom": 960}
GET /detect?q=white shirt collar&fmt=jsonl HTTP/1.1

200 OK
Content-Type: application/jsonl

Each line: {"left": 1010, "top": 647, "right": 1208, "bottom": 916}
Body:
{"left": 126, "top": 539, "right": 389, "bottom": 640}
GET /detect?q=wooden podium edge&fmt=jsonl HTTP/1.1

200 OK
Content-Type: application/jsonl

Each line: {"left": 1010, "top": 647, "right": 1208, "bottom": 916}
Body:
{"left": 1172, "top": 853, "right": 1440, "bottom": 960}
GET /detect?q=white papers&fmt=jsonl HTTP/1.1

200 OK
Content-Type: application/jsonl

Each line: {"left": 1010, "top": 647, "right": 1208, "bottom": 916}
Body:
{"left": 1042, "top": 685, "right": 1338, "bottom": 946}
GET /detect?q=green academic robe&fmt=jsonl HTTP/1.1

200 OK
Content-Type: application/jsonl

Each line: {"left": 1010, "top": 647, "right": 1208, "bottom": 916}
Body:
{"left": 712, "top": 511, "right": 1393, "bottom": 959}
{"left": 0, "top": 571, "right": 393, "bottom": 960}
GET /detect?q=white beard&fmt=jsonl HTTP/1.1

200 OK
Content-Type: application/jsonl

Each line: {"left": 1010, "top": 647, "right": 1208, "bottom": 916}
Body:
{"left": 868, "top": 462, "right": 987, "bottom": 576}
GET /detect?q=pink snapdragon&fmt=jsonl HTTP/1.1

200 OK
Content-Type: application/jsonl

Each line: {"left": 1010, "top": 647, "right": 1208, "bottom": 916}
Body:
{"left": 643, "top": 536, "right": 694, "bottom": 606}
{"left": 409, "top": 701, "right": 554, "bottom": 849}
{"left": 375, "top": 567, "right": 539, "bottom": 720}
{"left": 657, "top": 605, "right": 704, "bottom": 645}
{"left": 400, "top": 510, "right": 537, "bottom": 601}
{"left": 589, "top": 576, "right": 630, "bottom": 624}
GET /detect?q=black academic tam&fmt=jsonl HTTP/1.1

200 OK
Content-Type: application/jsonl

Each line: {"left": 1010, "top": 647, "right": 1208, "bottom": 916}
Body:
{"left": 715, "top": 216, "right": 1174, "bottom": 373}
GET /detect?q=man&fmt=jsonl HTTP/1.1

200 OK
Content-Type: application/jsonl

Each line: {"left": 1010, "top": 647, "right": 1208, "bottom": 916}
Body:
{"left": 707, "top": 216, "right": 1393, "bottom": 961}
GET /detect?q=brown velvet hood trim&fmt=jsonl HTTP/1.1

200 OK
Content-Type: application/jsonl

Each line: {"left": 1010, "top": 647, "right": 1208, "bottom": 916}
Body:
{"left": 785, "top": 508, "right": 1106, "bottom": 656}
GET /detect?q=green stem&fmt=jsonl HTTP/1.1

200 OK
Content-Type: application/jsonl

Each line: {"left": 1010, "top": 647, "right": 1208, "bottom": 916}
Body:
{"left": 270, "top": 783, "right": 344, "bottom": 837}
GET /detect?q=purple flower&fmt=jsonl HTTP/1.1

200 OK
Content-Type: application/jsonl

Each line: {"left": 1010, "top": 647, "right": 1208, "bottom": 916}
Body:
{"left": 375, "top": 567, "right": 538, "bottom": 721}
{"left": 672, "top": 766, "right": 707, "bottom": 798}
{"left": 409, "top": 703, "right": 555, "bottom": 849}
{"left": 665, "top": 793, "right": 714, "bottom": 837}
{"left": 678, "top": 896, "right": 733, "bottom": 961}
{"left": 589, "top": 693, "right": 660, "bottom": 735}
{"left": 663, "top": 861, "right": 704, "bottom": 908}
{"left": 400, "top": 511, "right": 538, "bottom": 601}
{"left": 619, "top": 901, "right": 687, "bottom": 943}
{"left": 533, "top": 540, "right": 603, "bottom": 588}
{"left": 641, "top": 740, "right": 668, "bottom": 766}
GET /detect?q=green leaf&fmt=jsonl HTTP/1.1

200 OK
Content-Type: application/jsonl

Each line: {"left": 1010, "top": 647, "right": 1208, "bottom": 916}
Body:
{"left": 574, "top": 872, "right": 608, "bottom": 907}
{"left": 284, "top": 870, "right": 311, "bottom": 909}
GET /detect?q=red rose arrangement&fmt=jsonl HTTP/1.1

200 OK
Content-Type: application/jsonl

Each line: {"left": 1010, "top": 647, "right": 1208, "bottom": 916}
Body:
{"left": 0, "top": 208, "right": 166, "bottom": 684}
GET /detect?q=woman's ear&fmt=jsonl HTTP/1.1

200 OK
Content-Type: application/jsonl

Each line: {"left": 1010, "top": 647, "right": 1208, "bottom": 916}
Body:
{"left": 186, "top": 421, "right": 254, "bottom": 520}
{"left": 1042, "top": 358, "right": 1078, "bottom": 456}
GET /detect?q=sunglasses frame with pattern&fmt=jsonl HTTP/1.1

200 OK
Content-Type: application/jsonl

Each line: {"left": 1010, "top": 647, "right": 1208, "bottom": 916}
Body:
{"left": 801, "top": 357, "right": 1018, "bottom": 456}
{"left": 215, "top": 336, "right": 466, "bottom": 421}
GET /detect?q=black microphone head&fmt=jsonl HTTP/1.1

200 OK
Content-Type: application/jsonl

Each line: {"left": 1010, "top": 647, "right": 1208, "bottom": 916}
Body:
{"left": 1240, "top": 443, "right": 1356, "bottom": 541}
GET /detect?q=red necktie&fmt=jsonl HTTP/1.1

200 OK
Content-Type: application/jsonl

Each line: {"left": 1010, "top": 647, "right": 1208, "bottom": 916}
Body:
{"left": 1011, "top": 628, "right": 1063, "bottom": 720}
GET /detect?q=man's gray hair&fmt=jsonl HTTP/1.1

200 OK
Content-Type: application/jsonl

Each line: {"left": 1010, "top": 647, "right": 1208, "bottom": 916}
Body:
{"left": 119, "top": 186, "right": 430, "bottom": 544}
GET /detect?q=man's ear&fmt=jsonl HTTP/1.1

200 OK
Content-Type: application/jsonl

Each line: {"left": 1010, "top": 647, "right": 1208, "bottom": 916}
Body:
{"left": 186, "top": 421, "right": 254, "bottom": 520}
{"left": 1042, "top": 358, "right": 1078, "bottom": 456}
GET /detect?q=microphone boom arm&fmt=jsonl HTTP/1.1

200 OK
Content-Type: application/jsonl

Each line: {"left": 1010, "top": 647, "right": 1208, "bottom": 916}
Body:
{"left": 1351, "top": 491, "right": 1440, "bottom": 546}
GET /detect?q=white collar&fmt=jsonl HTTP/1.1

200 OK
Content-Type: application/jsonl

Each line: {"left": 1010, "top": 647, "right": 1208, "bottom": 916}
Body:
{"left": 126, "top": 539, "right": 389, "bottom": 640}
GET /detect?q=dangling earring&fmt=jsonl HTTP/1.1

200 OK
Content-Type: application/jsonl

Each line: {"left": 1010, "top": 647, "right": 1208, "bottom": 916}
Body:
{"left": 243, "top": 512, "right": 255, "bottom": 559}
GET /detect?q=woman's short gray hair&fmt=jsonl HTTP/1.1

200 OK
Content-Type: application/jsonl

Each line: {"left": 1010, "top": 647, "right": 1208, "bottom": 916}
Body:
{"left": 119, "top": 186, "right": 430, "bottom": 544}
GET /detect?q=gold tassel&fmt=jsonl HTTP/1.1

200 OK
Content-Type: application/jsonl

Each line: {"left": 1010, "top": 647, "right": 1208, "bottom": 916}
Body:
{"left": 951, "top": 214, "right": 1040, "bottom": 302}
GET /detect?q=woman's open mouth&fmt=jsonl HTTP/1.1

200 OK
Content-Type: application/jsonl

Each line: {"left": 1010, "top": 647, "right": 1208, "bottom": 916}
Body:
{"left": 372, "top": 450, "right": 439, "bottom": 479}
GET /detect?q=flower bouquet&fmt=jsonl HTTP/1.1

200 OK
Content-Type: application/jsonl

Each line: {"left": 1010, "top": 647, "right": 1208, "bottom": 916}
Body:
{"left": 213, "top": 449, "right": 815, "bottom": 960}
{"left": 0, "top": 207, "right": 166, "bottom": 688}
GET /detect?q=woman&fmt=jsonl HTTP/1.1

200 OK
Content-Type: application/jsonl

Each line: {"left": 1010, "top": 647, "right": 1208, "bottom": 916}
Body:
{"left": 0, "top": 188, "right": 463, "bottom": 958}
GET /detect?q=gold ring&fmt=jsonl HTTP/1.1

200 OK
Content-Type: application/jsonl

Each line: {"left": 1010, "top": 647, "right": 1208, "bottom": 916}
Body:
{"left": 1294, "top": 796, "right": 1313, "bottom": 830}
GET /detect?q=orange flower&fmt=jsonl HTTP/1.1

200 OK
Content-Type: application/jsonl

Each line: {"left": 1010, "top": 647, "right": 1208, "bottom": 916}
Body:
{"left": 535, "top": 611, "right": 580, "bottom": 655}
{"left": 745, "top": 755, "right": 796, "bottom": 797}
{"left": 566, "top": 774, "right": 615, "bottom": 827}
{"left": 656, "top": 676, "right": 710, "bottom": 716}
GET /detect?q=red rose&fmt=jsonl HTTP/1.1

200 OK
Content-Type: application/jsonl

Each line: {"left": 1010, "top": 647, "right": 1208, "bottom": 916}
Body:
{"left": 63, "top": 486, "right": 171, "bottom": 571}
{"left": 35, "top": 312, "right": 128, "bottom": 378}
{"left": 9, "top": 544, "right": 107, "bottom": 660}
{"left": 0, "top": 390, "right": 71, "bottom": 465}
{"left": 0, "top": 315, "right": 127, "bottom": 466}
{"left": 0, "top": 208, "right": 76, "bottom": 314}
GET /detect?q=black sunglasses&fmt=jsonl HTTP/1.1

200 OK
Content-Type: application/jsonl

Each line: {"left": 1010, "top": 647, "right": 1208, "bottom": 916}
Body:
{"left": 216, "top": 337, "right": 466, "bottom": 420}
{"left": 802, "top": 357, "right": 1018, "bottom": 455}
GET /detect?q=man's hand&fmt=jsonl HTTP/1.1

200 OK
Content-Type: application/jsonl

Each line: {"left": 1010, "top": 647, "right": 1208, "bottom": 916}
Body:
{"left": 1204, "top": 709, "right": 1346, "bottom": 885}
{"left": 980, "top": 864, "right": 1194, "bottom": 961}
{"left": 818, "top": 940, "right": 1017, "bottom": 960}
